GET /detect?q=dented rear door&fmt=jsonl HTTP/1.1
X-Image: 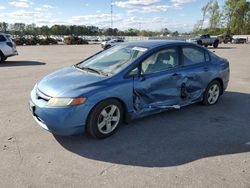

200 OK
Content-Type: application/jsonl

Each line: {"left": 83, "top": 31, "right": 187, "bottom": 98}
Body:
{"left": 178, "top": 45, "right": 213, "bottom": 105}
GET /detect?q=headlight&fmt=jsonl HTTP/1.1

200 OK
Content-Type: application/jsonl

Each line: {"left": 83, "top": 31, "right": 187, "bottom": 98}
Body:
{"left": 47, "top": 97, "right": 87, "bottom": 107}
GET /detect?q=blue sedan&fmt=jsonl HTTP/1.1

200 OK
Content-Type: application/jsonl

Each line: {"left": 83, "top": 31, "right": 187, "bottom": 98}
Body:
{"left": 29, "top": 40, "right": 230, "bottom": 138}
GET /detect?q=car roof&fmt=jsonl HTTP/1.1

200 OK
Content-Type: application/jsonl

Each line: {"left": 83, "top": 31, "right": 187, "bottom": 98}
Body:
{"left": 123, "top": 40, "right": 186, "bottom": 49}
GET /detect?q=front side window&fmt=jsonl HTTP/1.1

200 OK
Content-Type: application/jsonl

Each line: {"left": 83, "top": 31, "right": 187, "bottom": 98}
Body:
{"left": 141, "top": 47, "right": 179, "bottom": 75}
{"left": 77, "top": 45, "right": 147, "bottom": 75}
{"left": 182, "top": 47, "right": 205, "bottom": 66}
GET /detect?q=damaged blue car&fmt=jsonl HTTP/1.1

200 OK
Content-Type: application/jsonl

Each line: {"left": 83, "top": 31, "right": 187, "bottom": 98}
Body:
{"left": 29, "top": 40, "right": 230, "bottom": 138}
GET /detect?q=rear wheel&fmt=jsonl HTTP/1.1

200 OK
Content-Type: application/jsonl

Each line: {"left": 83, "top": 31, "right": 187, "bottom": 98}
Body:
{"left": 105, "top": 45, "right": 111, "bottom": 50}
{"left": 0, "top": 52, "right": 6, "bottom": 63}
{"left": 197, "top": 40, "right": 202, "bottom": 46}
{"left": 202, "top": 80, "right": 222, "bottom": 105}
{"left": 87, "top": 99, "right": 123, "bottom": 139}
{"left": 213, "top": 41, "right": 219, "bottom": 48}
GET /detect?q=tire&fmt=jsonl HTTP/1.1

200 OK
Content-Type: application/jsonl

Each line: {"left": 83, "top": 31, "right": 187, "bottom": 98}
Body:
{"left": 105, "top": 45, "right": 111, "bottom": 50}
{"left": 213, "top": 41, "right": 219, "bottom": 48}
{"left": 204, "top": 45, "right": 208, "bottom": 48}
{"left": 202, "top": 80, "right": 222, "bottom": 105}
{"left": 0, "top": 52, "right": 6, "bottom": 63}
{"left": 197, "top": 40, "right": 202, "bottom": 46}
{"left": 87, "top": 99, "right": 124, "bottom": 139}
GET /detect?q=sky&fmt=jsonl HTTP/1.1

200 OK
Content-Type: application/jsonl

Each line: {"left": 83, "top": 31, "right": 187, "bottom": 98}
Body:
{"left": 0, "top": 0, "right": 226, "bottom": 32}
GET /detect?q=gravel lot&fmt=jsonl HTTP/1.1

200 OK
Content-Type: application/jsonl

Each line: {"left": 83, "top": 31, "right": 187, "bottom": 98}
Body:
{"left": 0, "top": 43, "right": 250, "bottom": 188}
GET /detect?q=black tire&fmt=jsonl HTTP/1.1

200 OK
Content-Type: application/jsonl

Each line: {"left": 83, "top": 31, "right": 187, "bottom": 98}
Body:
{"left": 87, "top": 99, "right": 124, "bottom": 139}
{"left": 105, "top": 45, "right": 111, "bottom": 50}
{"left": 213, "top": 41, "right": 219, "bottom": 48}
{"left": 202, "top": 80, "right": 222, "bottom": 105}
{"left": 204, "top": 45, "right": 208, "bottom": 48}
{"left": 0, "top": 52, "right": 6, "bottom": 63}
{"left": 197, "top": 40, "right": 202, "bottom": 46}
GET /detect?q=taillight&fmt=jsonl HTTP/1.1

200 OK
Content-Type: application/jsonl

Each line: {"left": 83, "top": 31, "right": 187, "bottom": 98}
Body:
{"left": 7, "top": 42, "right": 13, "bottom": 47}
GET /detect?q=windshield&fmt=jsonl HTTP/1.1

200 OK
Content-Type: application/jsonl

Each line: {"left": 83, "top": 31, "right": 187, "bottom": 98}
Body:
{"left": 76, "top": 45, "right": 147, "bottom": 76}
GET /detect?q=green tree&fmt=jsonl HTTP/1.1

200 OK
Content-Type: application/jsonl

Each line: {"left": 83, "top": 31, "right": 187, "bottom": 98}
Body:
{"left": 223, "top": 0, "right": 250, "bottom": 34}
{"left": 0, "top": 22, "right": 8, "bottom": 32}
{"left": 208, "top": 0, "right": 221, "bottom": 29}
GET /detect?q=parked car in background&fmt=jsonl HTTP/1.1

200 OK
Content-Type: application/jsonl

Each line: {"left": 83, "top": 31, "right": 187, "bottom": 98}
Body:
{"left": 101, "top": 38, "right": 124, "bottom": 49}
{"left": 64, "top": 36, "right": 88, "bottom": 45}
{"left": 29, "top": 40, "right": 230, "bottom": 138}
{"left": 0, "top": 33, "right": 18, "bottom": 63}
{"left": 187, "top": 34, "right": 219, "bottom": 48}
{"left": 217, "top": 34, "right": 232, "bottom": 44}
{"left": 232, "top": 38, "right": 246, "bottom": 44}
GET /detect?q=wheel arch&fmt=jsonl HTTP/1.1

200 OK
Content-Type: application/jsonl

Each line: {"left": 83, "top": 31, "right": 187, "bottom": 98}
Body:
{"left": 209, "top": 77, "right": 224, "bottom": 95}
{"left": 214, "top": 39, "right": 219, "bottom": 43}
{"left": 86, "top": 97, "right": 130, "bottom": 128}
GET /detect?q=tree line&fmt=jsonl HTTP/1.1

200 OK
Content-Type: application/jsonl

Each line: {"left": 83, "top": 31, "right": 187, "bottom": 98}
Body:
{"left": 0, "top": 22, "right": 173, "bottom": 37}
{"left": 194, "top": 0, "right": 250, "bottom": 35}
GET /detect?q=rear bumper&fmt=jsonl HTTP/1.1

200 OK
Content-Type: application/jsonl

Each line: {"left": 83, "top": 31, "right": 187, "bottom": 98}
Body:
{"left": 29, "top": 87, "right": 92, "bottom": 136}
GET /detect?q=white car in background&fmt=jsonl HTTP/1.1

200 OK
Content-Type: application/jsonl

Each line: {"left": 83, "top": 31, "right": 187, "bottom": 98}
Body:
{"left": 0, "top": 33, "right": 18, "bottom": 63}
{"left": 101, "top": 38, "right": 125, "bottom": 49}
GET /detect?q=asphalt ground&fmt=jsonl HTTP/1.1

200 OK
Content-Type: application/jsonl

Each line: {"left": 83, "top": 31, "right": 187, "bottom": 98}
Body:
{"left": 0, "top": 43, "right": 249, "bottom": 188}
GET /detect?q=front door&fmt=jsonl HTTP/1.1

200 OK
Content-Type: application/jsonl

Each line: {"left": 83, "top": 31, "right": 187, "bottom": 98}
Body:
{"left": 132, "top": 46, "right": 183, "bottom": 113}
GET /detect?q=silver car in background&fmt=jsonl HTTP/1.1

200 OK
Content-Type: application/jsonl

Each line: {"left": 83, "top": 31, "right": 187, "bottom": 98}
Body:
{"left": 0, "top": 33, "right": 18, "bottom": 63}
{"left": 101, "top": 38, "right": 124, "bottom": 50}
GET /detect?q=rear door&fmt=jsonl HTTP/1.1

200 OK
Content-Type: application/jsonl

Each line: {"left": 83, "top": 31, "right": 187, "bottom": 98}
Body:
{"left": 178, "top": 45, "right": 212, "bottom": 105}
{"left": 132, "top": 46, "right": 183, "bottom": 112}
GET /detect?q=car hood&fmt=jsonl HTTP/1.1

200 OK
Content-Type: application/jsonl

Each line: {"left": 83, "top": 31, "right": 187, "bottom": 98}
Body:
{"left": 37, "top": 67, "right": 107, "bottom": 97}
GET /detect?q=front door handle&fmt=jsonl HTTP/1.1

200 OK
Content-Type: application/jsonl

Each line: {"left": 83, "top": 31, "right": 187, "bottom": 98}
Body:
{"left": 203, "top": 67, "right": 209, "bottom": 72}
{"left": 172, "top": 73, "right": 180, "bottom": 77}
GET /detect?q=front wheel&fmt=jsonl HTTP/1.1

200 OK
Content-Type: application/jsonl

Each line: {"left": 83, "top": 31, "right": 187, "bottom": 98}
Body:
{"left": 0, "top": 53, "right": 6, "bottom": 63}
{"left": 202, "top": 80, "right": 222, "bottom": 105}
{"left": 87, "top": 99, "right": 123, "bottom": 139}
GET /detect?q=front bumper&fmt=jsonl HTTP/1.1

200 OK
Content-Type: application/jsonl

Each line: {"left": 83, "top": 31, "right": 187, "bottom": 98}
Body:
{"left": 6, "top": 50, "right": 18, "bottom": 57}
{"left": 29, "top": 87, "right": 92, "bottom": 136}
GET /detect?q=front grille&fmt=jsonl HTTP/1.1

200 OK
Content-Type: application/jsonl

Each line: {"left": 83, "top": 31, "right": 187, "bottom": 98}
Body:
{"left": 36, "top": 89, "right": 51, "bottom": 101}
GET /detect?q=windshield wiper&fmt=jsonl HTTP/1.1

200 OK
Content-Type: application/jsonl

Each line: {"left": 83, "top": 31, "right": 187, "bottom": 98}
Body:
{"left": 74, "top": 65, "right": 108, "bottom": 76}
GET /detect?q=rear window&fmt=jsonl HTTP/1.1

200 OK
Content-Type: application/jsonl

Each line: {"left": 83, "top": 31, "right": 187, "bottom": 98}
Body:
{"left": 0, "top": 35, "right": 6, "bottom": 42}
{"left": 182, "top": 47, "right": 205, "bottom": 65}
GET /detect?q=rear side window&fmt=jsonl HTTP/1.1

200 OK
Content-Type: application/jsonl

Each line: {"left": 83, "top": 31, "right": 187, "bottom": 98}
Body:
{"left": 182, "top": 47, "right": 205, "bottom": 66}
{"left": 0, "top": 35, "right": 6, "bottom": 42}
